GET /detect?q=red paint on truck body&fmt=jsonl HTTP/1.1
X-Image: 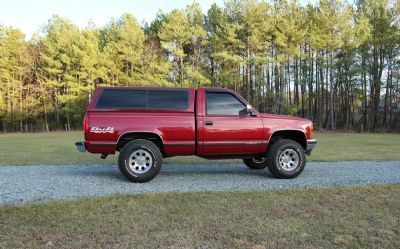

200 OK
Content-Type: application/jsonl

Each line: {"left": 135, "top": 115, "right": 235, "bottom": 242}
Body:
{"left": 82, "top": 87, "right": 314, "bottom": 157}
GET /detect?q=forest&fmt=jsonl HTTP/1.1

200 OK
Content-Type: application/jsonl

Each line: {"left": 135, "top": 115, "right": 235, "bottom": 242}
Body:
{"left": 0, "top": 0, "right": 399, "bottom": 132}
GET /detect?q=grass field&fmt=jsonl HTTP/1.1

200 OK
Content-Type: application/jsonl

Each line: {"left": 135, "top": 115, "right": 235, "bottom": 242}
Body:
{"left": 0, "top": 131, "right": 399, "bottom": 165}
{"left": 1, "top": 184, "right": 399, "bottom": 248}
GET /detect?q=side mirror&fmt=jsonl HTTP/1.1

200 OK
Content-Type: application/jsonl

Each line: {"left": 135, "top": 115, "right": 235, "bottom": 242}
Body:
{"left": 246, "top": 104, "right": 257, "bottom": 117}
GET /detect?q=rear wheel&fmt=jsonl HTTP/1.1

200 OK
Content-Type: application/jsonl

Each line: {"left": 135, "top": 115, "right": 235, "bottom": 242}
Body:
{"left": 118, "top": 139, "right": 162, "bottom": 183}
{"left": 266, "top": 139, "right": 305, "bottom": 179}
{"left": 243, "top": 157, "right": 268, "bottom": 169}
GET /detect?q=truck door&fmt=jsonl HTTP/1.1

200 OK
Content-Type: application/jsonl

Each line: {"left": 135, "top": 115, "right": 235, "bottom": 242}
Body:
{"left": 199, "top": 90, "right": 265, "bottom": 155}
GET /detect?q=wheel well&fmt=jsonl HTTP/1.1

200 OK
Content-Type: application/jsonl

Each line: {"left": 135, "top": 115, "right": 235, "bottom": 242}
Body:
{"left": 117, "top": 132, "right": 164, "bottom": 154}
{"left": 269, "top": 130, "right": 307, "bottom": 150}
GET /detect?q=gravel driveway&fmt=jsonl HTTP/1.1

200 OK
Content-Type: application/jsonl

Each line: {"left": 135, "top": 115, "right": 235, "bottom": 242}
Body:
{"left": 1, "top": 161, "right": 400, "bottom": 205}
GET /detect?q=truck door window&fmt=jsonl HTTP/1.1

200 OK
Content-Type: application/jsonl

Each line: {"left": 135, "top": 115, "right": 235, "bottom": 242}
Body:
{"left": 206, "top": 92, "right": 247, "bottom": 116}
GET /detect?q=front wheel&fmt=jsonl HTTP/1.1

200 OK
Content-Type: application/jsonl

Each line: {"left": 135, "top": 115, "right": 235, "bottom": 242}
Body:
{"left": 266, "top": 139, "right": 306, "bottom": 179}
{"left": 243, "top": 157, "right": 268, "bottom": 169}
{"left": 118, "top": 139, "right": 162, "bottom": 183}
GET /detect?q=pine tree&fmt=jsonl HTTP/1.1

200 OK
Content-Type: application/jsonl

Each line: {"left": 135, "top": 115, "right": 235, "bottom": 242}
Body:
{"left": 158, "top": 9, "right": 191, "bottom": 84}
{"left": 0, "top": 0, "right": 399, "bottom": 132}
{"left": 102, "top": 13, "right": 145, "bottom": 86}
{"left": 0, "top": 26, "right": 31, "bottom": 131}
{"left": 184, "top": 2, "right": 209, "bottom": 86}
{"left": 357, "top": 0, "right": 396, "bottom": 130}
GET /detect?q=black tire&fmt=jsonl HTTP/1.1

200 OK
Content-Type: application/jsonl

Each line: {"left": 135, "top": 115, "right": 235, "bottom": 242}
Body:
{"left": 243, "top": 157, "right": 268, "bottom": 169}
{"left": 118, "top": 139, "right": 162, "bottom": 183}
{"left": 266, "top": 139, "right": 306, "bottom": 179}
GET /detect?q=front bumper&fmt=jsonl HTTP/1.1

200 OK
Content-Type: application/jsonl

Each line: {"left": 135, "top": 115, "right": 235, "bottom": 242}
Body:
{"left": 75, "top": 141, "right": 86, "bottom": 153}
{"left": 306, "top": 139, "right": 317, "bottom": 155}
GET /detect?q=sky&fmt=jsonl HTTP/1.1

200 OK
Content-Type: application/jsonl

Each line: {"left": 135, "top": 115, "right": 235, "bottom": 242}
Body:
{"left": 0, "top": 0, "right": 314, "bottom": 39}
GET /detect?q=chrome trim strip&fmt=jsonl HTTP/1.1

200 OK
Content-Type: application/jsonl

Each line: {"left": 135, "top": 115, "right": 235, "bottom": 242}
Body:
{"left": 89, "top": 142, "right": 117, "bottom": 147}
{"left": 202, "top": 141, "right": 267, "bottom": 146}
{"left": 164, "top": 142, "right": 195, "bottom": 146}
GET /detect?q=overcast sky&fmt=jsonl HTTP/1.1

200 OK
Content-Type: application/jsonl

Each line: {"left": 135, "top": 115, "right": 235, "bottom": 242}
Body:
{"left": 0, "top": 0, "right": 314, "bottom": 39}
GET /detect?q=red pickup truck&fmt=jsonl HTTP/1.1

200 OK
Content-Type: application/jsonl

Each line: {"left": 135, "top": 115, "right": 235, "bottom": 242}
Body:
{"left": 76, "top": 87, "right": 316, "bottom": 182}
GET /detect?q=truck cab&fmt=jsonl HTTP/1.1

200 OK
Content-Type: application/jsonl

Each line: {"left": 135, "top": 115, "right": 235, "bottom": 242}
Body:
{"left": 76, "top": 86, "right": 316, "bottom": 182}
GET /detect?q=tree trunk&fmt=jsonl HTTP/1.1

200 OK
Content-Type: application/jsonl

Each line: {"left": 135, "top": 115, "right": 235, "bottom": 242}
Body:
{"left": 329, "top": 51, "right": 334, "bottom": 130}
{"left": 2, "top": 120, "right": 6, "bottom": 133}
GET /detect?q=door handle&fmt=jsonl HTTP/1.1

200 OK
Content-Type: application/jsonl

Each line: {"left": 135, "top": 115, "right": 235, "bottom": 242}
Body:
{"left": 204, "top": 121, "right": 213, "bottom": 126}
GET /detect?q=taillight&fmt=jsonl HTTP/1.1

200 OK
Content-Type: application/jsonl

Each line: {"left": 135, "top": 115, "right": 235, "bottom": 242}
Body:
{"left": 310, "top": 123, "right": 313, "bottom": 138}
{"left": 83, "top": 113, "right": 89, "bottom": 133}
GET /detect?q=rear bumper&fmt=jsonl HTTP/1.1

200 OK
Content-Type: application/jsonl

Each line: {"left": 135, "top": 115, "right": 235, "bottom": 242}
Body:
{"left": 75, "top": 141, "right": 86, "bottom": 153}
{"left": 306, "top": 139, "right": 317, "bottom": 155}
{"left": 75, "top": 141, "right": 117, "bottom": 154}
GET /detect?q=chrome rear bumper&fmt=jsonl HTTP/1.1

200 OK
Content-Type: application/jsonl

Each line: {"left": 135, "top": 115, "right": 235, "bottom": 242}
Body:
{"left": 75, "top": 141, "right": 86, "bottom": 153}
{"left": 306, "top": 139, "right": 317, "bottom": 155}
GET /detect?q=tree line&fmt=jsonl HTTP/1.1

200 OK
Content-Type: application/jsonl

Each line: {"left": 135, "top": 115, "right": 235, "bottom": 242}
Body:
{"left": 0, "top": 0, "right": 399, "bottom": 133}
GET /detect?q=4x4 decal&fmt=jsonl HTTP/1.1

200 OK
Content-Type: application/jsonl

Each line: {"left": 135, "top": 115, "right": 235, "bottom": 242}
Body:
{"left": 90, "top": 127, "right": 115, "bottom": 134}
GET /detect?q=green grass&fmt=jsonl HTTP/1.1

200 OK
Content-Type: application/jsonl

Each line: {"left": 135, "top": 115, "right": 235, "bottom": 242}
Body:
{"left": 312, "top": 132, "right": 400, "bottom": 162}
{"left": 0, "top": 131, "right": 399, "bottom": 165}
{"left": 1, "top": 184, "right": 399, "bottom": 248}
{"left": 0, "top": 132, "right": 115, "bottom": 166}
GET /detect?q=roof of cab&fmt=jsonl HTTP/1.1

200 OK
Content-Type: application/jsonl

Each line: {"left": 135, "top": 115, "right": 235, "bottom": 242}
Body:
{"left": 96, "top": 86, "right": 232, "bottom": 91}
{"left": 97, "top": 86, "right": 195, "bottom": 90}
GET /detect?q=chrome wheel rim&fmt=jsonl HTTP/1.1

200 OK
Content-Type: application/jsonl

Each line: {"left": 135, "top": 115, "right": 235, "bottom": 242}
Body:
{"left": 128, "top": 149, "right": 153, "bottom": 174}
{"left": 278, "top": 149, "right": 299, "bottom": 171}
